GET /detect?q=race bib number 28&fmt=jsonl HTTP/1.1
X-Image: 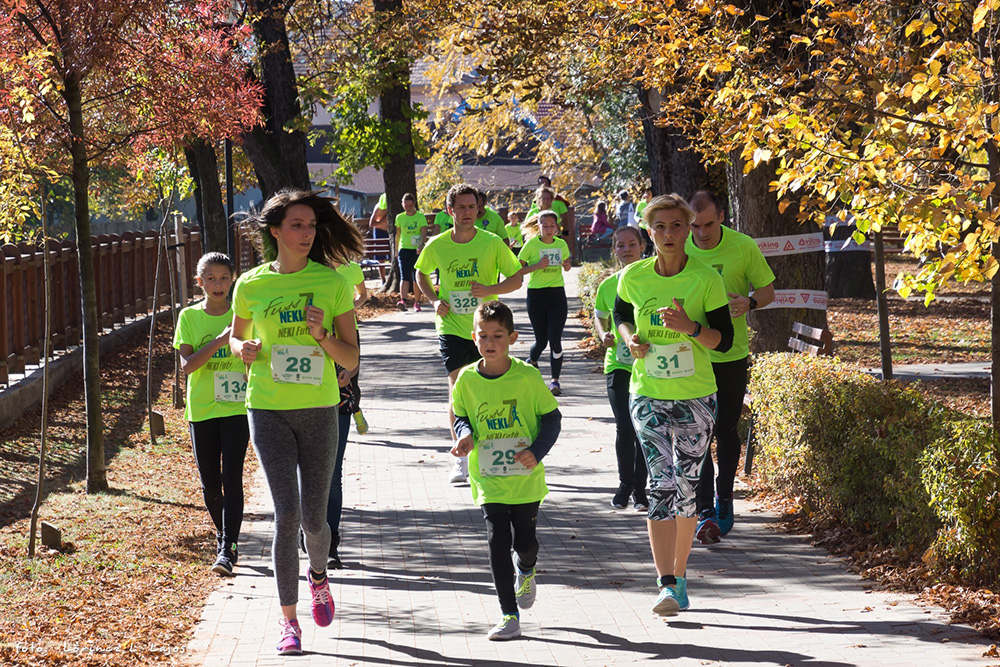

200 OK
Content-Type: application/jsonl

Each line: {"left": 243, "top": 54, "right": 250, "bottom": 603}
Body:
{"left": 271, "top": 345, "right": 325, "bottom": 385}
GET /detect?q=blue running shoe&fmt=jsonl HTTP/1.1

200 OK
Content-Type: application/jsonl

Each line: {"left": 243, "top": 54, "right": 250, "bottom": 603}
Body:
{"left": 696, "top": 508, "right": 721, "bottom": 545}
{"left": 716, "top": 496, "right": 734, "bottom": 536}
{"left": 652, "top": 585, "right": 680, "bottom": 616}
{"left": 674, "top": 576, "right": 690, "bottom": 611}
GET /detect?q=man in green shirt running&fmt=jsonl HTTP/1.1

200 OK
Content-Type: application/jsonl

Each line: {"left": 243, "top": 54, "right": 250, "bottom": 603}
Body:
{"left": 686, "top": 190, "right": 776, "bottom": 544}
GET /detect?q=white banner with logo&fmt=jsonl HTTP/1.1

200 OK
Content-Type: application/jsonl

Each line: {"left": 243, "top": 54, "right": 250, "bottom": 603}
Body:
{"left": 755, "top": 233, "right": 825, "bottom": 257}
{"left": 757, "top": 289, "right": 828, "bottom": 311}
{"left": 824, "top": 238, "right": 872, "bottom": 253}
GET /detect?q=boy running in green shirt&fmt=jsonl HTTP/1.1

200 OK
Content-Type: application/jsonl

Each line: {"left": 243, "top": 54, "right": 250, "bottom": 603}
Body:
{"left": 415, "top": 184, "right": 523, "bottom": 483}
{"left": 451, "top": 301, "right": 562, "bottom": 641}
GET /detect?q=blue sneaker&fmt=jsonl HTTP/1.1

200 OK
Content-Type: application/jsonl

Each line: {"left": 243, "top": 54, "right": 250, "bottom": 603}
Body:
{"left": 653, "top": 584, "right": 680, "bottom": 616}
{"left": 673, "top": 576, "right": 690, "bottom": 610}
{"left": 696, "top": 508, "right": 721, "bottom": 545}
{"left": 716, "top": 496, "right": 734, "bottom": 536}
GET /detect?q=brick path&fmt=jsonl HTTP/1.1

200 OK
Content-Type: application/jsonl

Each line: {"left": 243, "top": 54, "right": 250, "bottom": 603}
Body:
{"left": 186, "top": 270, "right": 992, "bottom": 666}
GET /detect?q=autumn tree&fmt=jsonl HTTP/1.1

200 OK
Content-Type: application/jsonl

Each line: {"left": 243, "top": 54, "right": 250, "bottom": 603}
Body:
{"left": 1, "top": 0, "right": 260, "bottom": 492}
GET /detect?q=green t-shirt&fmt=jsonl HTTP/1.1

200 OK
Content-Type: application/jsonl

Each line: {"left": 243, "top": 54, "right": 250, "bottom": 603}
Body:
{"left": 434, "top": 210, "right": 454, "bottom": 232}
{"left": 594, "top": 270, "right": 634, "bottom": 374}
{"left": 527, "top": 199, "right": 568, "bottom": 223}
{"left": 414, "top": 229, "right": 522, "bottom": 339}
{"left": 396, "top": 211, "right": 427, "bottom": 250}
{"left": 335, "top": 261, "right": 364, "bottom": 287}
{"left": 505, "top": 223, "right": 524, "bottom": 247}
{"left": 452, "top": 358, "right": 558, "bottom": 505}
{"left": 232, "top": 260, "right": 354, "bottom": 410}
{"left": 477, "top": 207, "right": 508, "bottom": 240}
{"left": 173, "top": 301, "right": 247, "bottom": 422}
{"left": 685, "top": 227, "right": 776, "bottom": 362}
{"left": 377, "top": 193, "right": 387, "bottom": 211}
{"left": 518, "top": 236, "right": 570, "bottom": 289}
{"left": 616, "top": 256, "right": 728, "bottom": 400}
{"left": 636, "top": 200, "right": 649, "bottom": 230}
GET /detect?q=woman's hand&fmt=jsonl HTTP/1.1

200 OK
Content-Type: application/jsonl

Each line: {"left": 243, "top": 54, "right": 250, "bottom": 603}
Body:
{"left": 627, "top": 333, "right": 649, "bottom": 359}
{"left": 602, "top": 331, "right": 615, "bottom": 348}
{"left": 305, "top": 304, "right": 326, "bottom": 340}
{"left": 657, "top": 298, "right": 697, "bottom": 336}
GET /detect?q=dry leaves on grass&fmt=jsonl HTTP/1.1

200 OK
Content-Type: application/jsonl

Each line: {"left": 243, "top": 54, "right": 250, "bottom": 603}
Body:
{"left": 0, "top": 321, "right": 252, "bottom": 666}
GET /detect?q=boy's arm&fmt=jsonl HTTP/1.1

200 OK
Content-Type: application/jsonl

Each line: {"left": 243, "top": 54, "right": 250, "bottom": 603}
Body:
{"left": 525, "top": 408, "right": 561, "bottom": 462}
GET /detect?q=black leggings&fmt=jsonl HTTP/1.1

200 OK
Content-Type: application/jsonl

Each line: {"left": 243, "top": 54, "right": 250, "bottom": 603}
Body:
{"left": 697, "top": 357, "right": 749, "bottom": 511}
{"left": 526, "top": 286, "right": 567, "bottom": 379}
{"left": 482, "top": 501, "right": 540, "bottom": 615}
{"left": 607, "top": 368, "right": 647, "bottom": 492}
{"left": 189, "top": 414, "right": 250, "bottom": 545}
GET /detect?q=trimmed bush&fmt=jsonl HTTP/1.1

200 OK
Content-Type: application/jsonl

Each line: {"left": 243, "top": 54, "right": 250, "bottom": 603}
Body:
{"left": 749, "top": 353, "right": 948, "bottom": 549}
{"left": 921, "top": 420, "right": 1000, "bottom": 585}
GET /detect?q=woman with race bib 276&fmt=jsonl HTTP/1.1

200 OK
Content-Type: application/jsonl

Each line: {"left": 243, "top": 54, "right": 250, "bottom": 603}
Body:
{"left": 613, "top": 194, "right": 734, "bottom": 616}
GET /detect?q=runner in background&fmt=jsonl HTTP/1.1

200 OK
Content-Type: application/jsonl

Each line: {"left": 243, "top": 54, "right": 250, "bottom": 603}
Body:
{"left": 505, "top": 211, "right": 524, "bottom": 254}
{"left": 230, "top": 189, "right": 363, "bottom": 655}
{"left": 174, "top": 252, "right": 249, "bottom": 578}
{"left": 395, "top": 193, "right": 428, "bottom": 312}
{"left": 593, "top": 228, "right": 647, "bottom": 511}
{"left": 614, "top": 194, "right": 734, "bottom": 617}
{"left": 415, "top": 183, "right": 523, "bottom": 484}
{"left": 686, "top": 190, "right": 775, "bottom": 544}
{"left": 477, "top": 191, "right": 509, "bottom": 240}
{"left": 518, "top": 210, "right": 572, "bottom": 395}
{"left": 636, "top": 188, "right": 654, "bottom": 257}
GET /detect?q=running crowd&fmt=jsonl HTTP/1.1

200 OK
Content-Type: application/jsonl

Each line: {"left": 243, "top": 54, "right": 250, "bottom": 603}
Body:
{"left": 172, "top": 179, "right": 776, "bottom": 654}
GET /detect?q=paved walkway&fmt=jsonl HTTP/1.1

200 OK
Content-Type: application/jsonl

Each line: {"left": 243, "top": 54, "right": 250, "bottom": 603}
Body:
{"left": 186, "top": 270, "right": 992, "bottom": 666}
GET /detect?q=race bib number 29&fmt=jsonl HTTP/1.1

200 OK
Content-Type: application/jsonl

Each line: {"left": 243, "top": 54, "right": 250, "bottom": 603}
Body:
{"left": 479, "top": 437, "right": 532, "bottom": 477}
{"left": 271, "top": 345, "right": 325, "bottom": 385}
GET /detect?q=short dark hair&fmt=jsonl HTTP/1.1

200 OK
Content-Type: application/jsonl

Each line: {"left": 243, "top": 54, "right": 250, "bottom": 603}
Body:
{"left": 196, "top": 251, "right": 234, "bottom": 276}
{"left": 402, "top": 192, "right": 416, "bottom": 203}
{"left": 474, "top": 300, "right": 515, "bottom": 334}
{"left": 537, "top": 175, "right": 551, "bottom": 186}
{"left": 689, "top": 190, "right": 724, "bottom": 215}
{"left": 446, "top": 183, "right": 481, "bottom": 210}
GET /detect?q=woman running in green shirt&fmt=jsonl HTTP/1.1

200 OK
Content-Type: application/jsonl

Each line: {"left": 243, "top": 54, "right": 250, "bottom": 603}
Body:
{"left": 230, "top": 189, "right": 363, "bottom": 655}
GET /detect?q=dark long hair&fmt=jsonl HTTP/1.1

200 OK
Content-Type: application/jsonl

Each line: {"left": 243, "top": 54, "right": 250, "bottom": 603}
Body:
{"left": 244, "top": 189, "right": 364, "bottom": 266}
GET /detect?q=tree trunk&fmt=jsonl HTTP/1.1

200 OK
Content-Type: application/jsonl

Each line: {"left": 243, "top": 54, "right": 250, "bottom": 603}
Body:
{"left": 65, "top": 75, "right": 107, "bottom": 493}
{"left": 185, "top": 139, "right": 227, "bottom": 254}
{"left": 241, "top": 0, "right": 310, "bottom": 198}
{"left": 728, "top": 152, "right": 827, "bottom": 353}
{"left": 374, "top": 0, "right": 417, "bottom": 295}
{"left": 825, "top": 221, "right": 876, "bottom": 299}
{"left": 637, "top": 86, "right": 709, "bottom": 198}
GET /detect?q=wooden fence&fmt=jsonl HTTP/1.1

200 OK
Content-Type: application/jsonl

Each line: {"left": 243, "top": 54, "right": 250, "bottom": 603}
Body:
{"left": 0, "top": 227, "right": 202, "bottom": 387}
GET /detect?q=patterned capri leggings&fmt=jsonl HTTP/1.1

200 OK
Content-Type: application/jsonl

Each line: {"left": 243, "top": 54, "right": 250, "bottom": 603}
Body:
{"left": 629, "top": 394, "right": 717, "bottom": 521}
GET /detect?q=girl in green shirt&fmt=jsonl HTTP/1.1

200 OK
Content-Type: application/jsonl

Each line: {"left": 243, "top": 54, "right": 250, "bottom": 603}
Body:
{"left": 230, "top": 189, "right": 363, "bottom": 655}
{"left": 174, "top": 252, "right": 249, "bottom": 578}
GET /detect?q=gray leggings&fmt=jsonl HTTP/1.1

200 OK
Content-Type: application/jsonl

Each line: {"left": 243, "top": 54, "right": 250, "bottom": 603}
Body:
{"left": 248, "top": 407, "right": 338, "bottom": 606}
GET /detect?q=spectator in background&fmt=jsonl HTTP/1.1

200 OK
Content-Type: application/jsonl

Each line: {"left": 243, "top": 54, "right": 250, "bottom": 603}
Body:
{"left": 476, "top": 191, "right": 509, "bottom": 240}
{"left": 591, "top": 201, "right": 613, "bottom": 241}
{"left": 636, "top": 188, "right": 654, "bottom": 256}
{"left": 616, "top": 191, "right": 636, "bottom": 228}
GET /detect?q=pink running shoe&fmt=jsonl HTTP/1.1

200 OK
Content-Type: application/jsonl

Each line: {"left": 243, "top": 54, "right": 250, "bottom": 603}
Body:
{"left": 308, "top": 571, "right": 335, "bottom": 627}
{"left": 276, "top": 618, "right": 302, "bottom": 655}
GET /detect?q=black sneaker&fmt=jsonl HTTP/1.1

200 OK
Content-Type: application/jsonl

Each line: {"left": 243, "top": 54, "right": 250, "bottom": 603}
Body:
{"left": 212, "top": 543, "right": 237, "bottom": 577}
{"left": 611, "top": 485, "right": 631, "bottom": 510}
{"left": 633, "top": 490, "right": 649, "bottom": 512}
{"left": 328, "top": 533, "right": 343, "bottom": 570}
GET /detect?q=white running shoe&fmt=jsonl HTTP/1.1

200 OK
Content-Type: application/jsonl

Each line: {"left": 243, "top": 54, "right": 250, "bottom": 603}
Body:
{"left": 487, "top": 614, "right": 521, "bottom": 641}
{"left": 449, "top": 456, "right": 468, "bottom": 483}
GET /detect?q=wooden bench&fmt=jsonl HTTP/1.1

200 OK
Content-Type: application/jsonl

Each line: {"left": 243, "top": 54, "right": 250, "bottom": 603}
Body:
{"left": 360, "top": 237, "right": 392, "bottom": 281}
{"left": 743, "top": 321, "right": 833, "bottom": 475}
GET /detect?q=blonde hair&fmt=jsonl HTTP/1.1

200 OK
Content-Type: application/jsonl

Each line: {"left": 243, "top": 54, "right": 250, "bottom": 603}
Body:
{"left": 521, "top": 209, "right": 559, "bottom": 240}
{"left": 642, "top": 193, "right": 695, "bottom": 227}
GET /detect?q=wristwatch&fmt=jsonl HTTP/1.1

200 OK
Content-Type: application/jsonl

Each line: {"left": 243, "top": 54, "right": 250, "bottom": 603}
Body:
{"left": 690, "top": 321, "right": 703, "bottom": 338}
{"left": 748, "top": 296, "right": 758, "bottom": 311}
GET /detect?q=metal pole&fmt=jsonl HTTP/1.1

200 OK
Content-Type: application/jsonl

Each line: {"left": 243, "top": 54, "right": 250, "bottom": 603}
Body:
{"left": 874, "top": 228, "right": 893, "bottom": 380}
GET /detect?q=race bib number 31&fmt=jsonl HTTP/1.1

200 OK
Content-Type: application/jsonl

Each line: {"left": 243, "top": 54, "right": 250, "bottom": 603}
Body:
{"left": 271, "top": 345, "right": 325, "bottom": 385}
{"left": 479, "top": 437, "right": 532, "bottom": 477}
{"left": 646, "top": 342, "right": 696, "bottom": 379}
{"left": 214, "top": 371, "right": 247, "bottom": 402}
{"left": 450, "top": 290, "right": 479, "bottom": 315}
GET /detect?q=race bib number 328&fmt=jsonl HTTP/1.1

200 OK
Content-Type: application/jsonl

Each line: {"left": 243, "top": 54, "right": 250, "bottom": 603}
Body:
{"left": 449, "top": 290, "right": 479, "bottom": 315}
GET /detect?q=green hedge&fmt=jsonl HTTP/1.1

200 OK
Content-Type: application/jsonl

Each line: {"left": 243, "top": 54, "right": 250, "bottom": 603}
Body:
{"left": 749, "top": 353, "right": 1000, "bottom": 586}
